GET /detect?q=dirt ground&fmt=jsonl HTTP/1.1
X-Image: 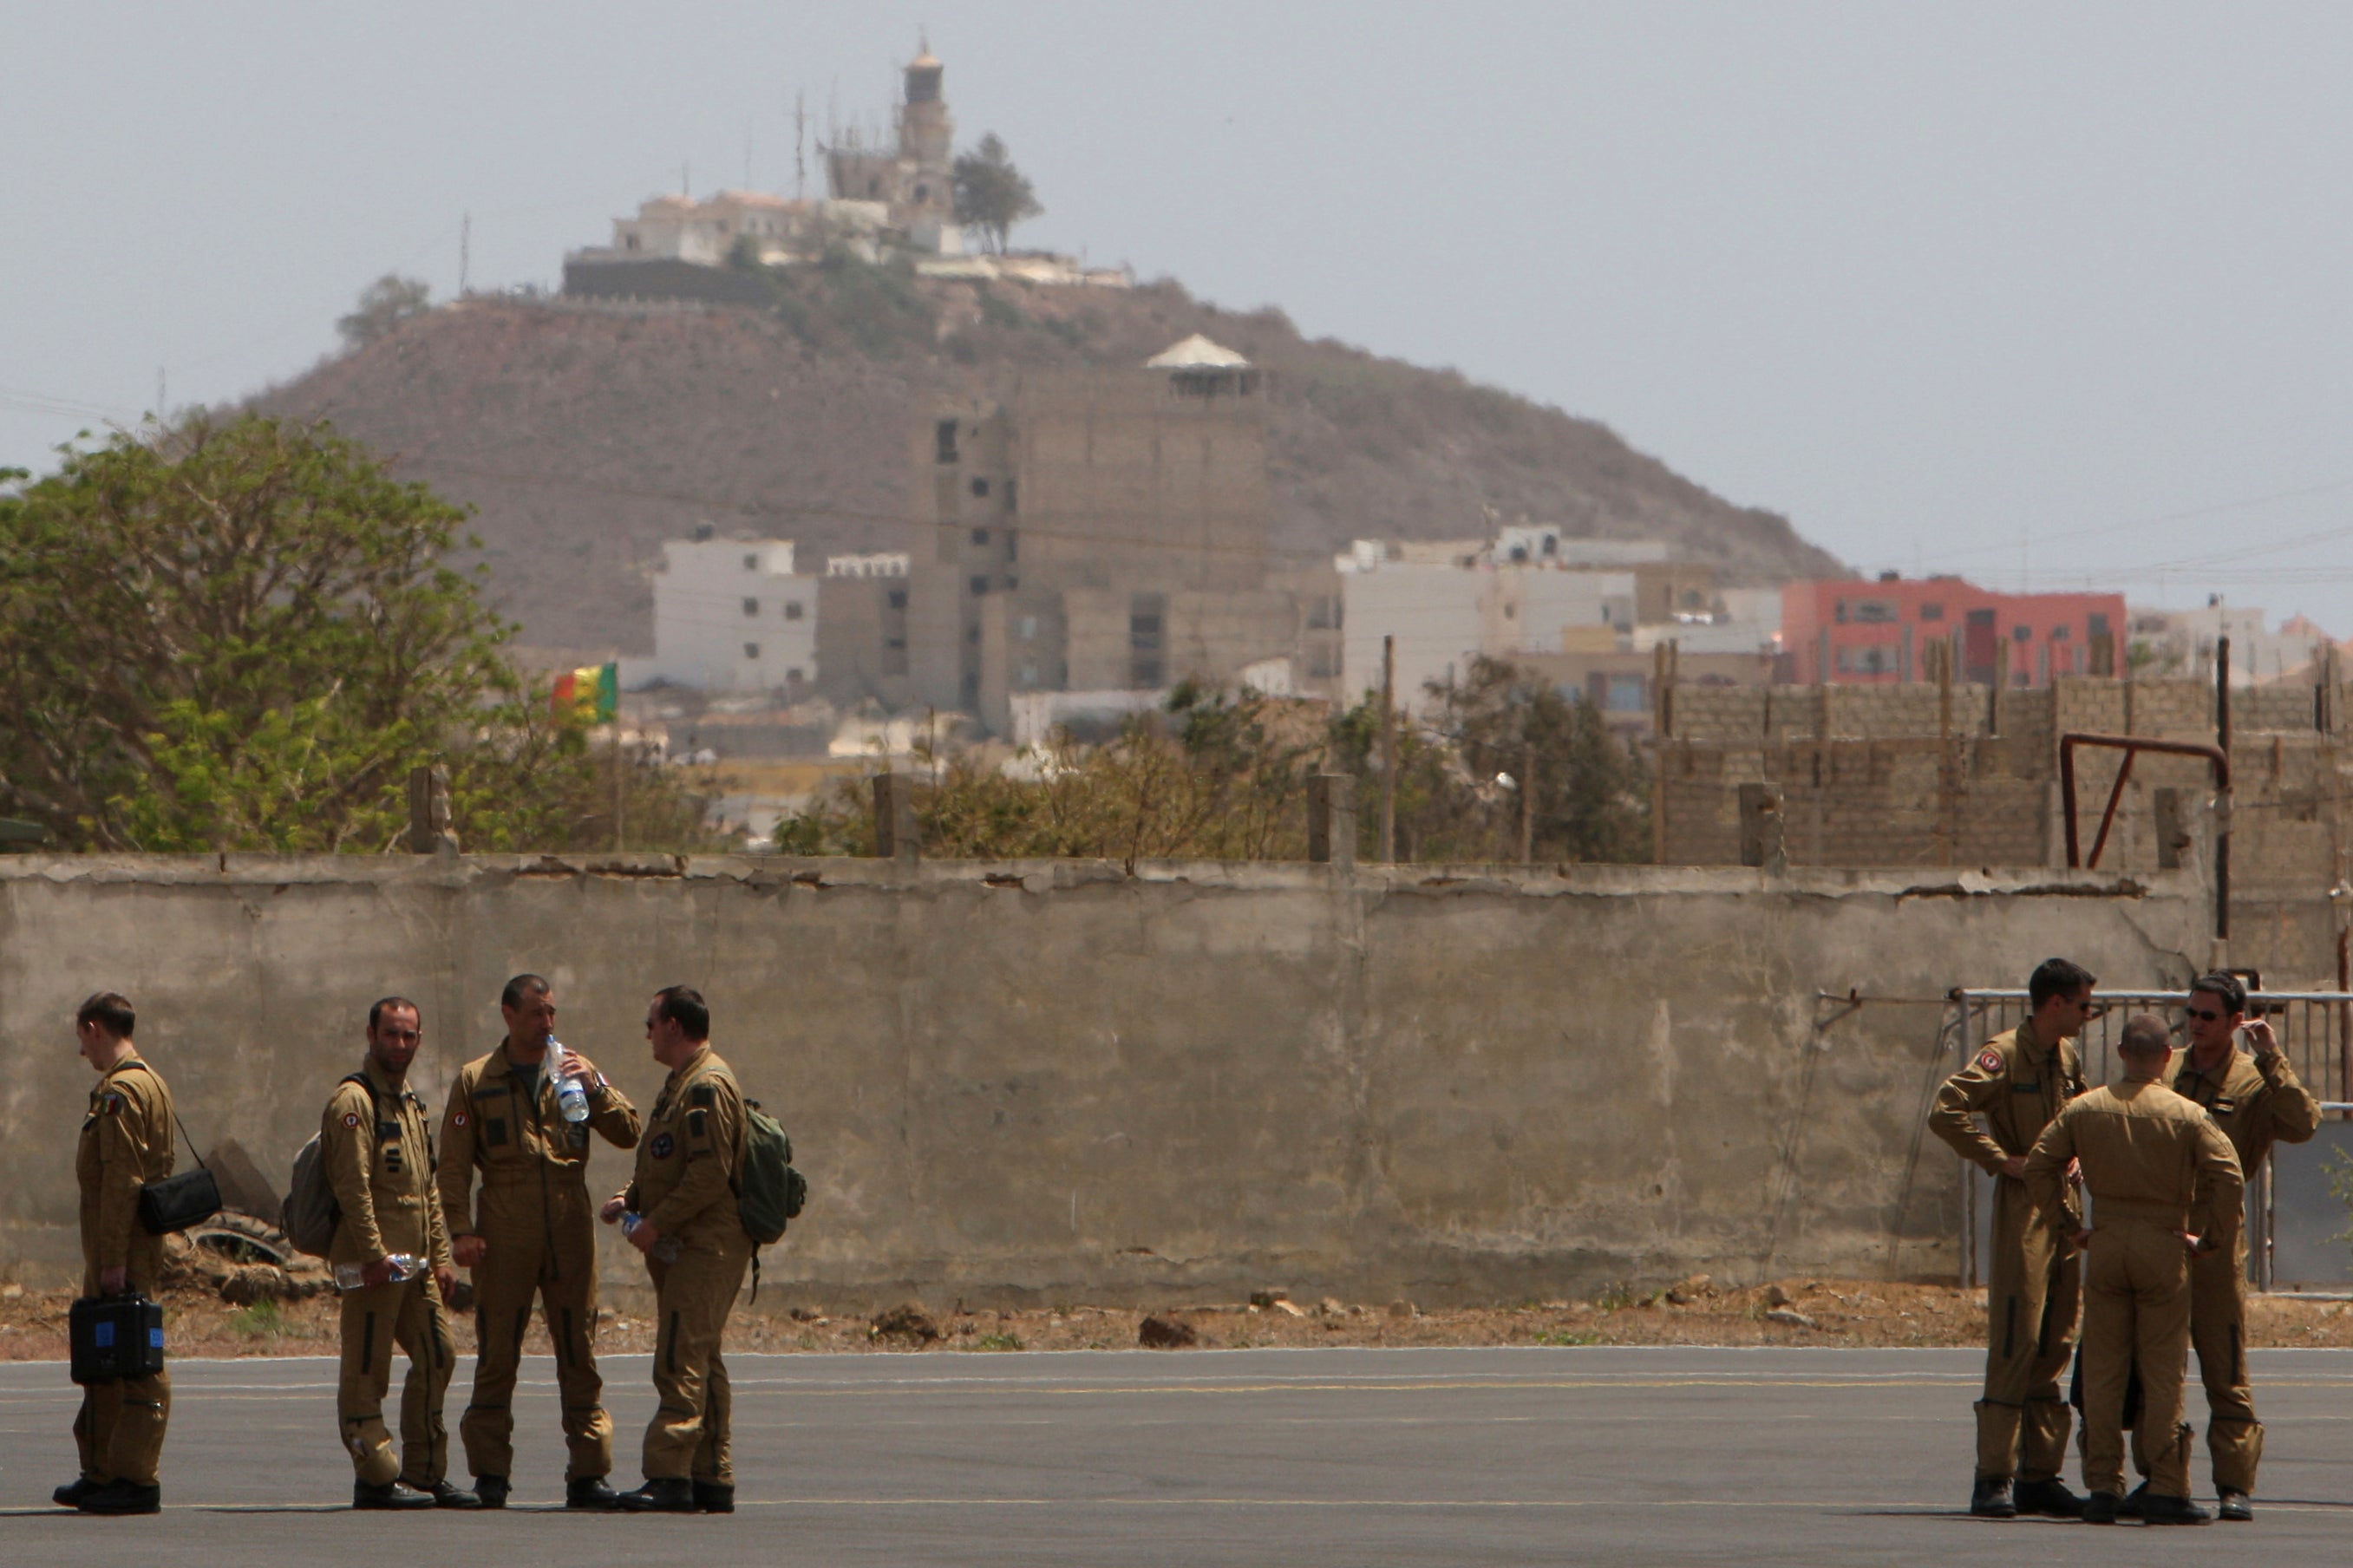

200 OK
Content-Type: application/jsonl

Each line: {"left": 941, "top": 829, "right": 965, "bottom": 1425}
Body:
{"left": 8, "top": 1273, "right": 2353, "bottom": 1362}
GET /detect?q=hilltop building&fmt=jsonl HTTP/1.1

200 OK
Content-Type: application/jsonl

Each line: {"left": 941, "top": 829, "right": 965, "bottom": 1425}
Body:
{"left": 564, "top": 43, "right": 1128, "bottom": 301}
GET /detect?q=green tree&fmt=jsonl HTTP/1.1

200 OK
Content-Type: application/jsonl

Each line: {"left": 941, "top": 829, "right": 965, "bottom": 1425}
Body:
{"left": 0, "top": 415, "right": 714, "bottom": 853}
{"left": 337, "top": 273, "right": 432, "bottom": 350}
{"left": 951, "top": 134, "right": 1043, "bottom": 254}
{"left": 1327, "top": 657, "right": 1650, "bottom": 864}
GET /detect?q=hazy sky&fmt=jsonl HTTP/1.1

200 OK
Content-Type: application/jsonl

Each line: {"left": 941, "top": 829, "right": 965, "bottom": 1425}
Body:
{"left": 9, "top": 3, "right": 2353, "bottom": 631}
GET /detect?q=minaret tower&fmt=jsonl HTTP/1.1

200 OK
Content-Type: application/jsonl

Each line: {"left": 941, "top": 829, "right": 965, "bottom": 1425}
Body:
{"left": 899, "top": 36, "right": 957, "bottom": 251}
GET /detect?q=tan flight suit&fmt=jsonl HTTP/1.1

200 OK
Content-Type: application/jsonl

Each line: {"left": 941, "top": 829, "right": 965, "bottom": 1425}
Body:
{"left": 1928, "top": 1018, "right": 2087, "bottom": 1483}
{"left": 622, "top": 1043, "right": 750, "bottom": 1484}
{"left": 73, "top": 1054, "right": 175, "bottom": 1489}
{"left": 2126, "top": 1044, "right": 2321, "bottom": 1493}
{"left": 438, "top": 1044, "right": 639, "bottom": 1482}
{"left": 2023, "top": 1078, "right": 2242, "bottom": 1500}
{"left": 324, "top": 1058, "right": 458, "bottom": 1488}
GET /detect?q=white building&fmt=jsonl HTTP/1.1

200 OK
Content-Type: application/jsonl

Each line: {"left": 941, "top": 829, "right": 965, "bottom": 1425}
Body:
{"left": 2127, "top": 602, "right": 2332, "bottom": 684}
{"left": 624, "top": 538, "right": 817, "bottom": 693}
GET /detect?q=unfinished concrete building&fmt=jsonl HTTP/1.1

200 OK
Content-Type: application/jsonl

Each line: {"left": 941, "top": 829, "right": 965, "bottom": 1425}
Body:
{"left": 822, "top": 337, "right": 1340, "bottom": 729}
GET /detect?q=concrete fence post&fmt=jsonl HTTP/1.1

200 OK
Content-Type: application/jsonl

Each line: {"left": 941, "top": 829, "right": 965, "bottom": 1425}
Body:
{"left": 407, "top": 764, "right": 456, "bottom": 854}
{"left": 1737, "top": 782, "right": 1786, "bottom": 872}
{"left": 873, "top": 774, "right": 921, "bottom": 866}
{"left": 1307, "top": 774, "right": 1356, "bottom": 872}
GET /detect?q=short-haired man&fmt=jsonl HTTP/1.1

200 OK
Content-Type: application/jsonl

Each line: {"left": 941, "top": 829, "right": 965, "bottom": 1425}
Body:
{"left": 324, "top": 998, "right": 474, "bottom": 1509}
{"left": 600, "top": 985, "right": 749, "bottom": 1512}
{"left": 439, "top": 974, "right": 640, "bottom": 1509}
{"left": 2117, "top": 972, "right": 2319, "bottom": 1521}
{"left": 56, "top": 993, "right": 175, "bottom": 1515}
{"left": 2023, "top": 1012, "right": 2242, "bottom": 1525}
{"left": 1928, "top": 956, "right": 2097, "bottom": 1518}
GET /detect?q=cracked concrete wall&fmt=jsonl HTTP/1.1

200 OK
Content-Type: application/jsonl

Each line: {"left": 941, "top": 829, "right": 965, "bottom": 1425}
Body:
{"left": 0, "top": 854, "right": 2206, "bottom": 1306}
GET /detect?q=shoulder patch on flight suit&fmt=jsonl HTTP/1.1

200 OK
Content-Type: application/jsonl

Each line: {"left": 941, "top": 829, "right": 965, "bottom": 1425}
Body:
{"left": 453, "top": 1110, "right": 468, "bottom": 1128}
{"left": 690, "top": 1084, "right": 716, "bottom": 1110}
{"left": 99, "top": 1093, "right": 125, "bottom": 1115}
{"left": 686, "top": 1107, "right": 709, "bottom": 1138}
{"left": 1977, "top": 1049, "right": 2004, "bottom": 1074}
{"left": 649, "top": 1132, "right": 675, "bottom": 1159}
{"left": 343, "top": 1111, "right": 363, "bottom": 1129}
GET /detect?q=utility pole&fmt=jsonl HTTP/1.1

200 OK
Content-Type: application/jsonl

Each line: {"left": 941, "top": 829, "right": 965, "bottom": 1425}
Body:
{"left": 1378, "top": 635, "right": 1397, "bottom": 863}
{"left": 155, "top": 367, "right": 166, "bottom": 418}
{"left": 459, "top": 212, "right": 470, "bottom": 296}
{"left": 1517, "top": 735, "right": 1535, "bottom": 864}
{"left": 795, "top": 89, "right": 807, "bottom": 200}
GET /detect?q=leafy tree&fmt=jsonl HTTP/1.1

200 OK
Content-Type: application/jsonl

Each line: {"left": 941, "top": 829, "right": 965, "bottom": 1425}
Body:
{"left": 1327, "top": 657, "right": 1649, "bottom": 864}
{"left": 0, "top": 415, "right": 715, "bottom": 853}
{"left": 337, "top": 274, "right": 432, "bottom": 350}
{"left": 951, "top": 134, "right": 1043, "bottom": 254}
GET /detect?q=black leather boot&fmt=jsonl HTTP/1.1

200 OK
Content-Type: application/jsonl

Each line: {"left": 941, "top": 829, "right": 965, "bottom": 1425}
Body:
{"left": 615, "top": 1477, "right": 696, "bottom": 1512}
{"left": 567, "top": 1474, "right": 623, "bottom": 1511}
{"left": 76, "top": 1479, "right": 160, "bottom": 1515}
{"left": 1969, "top": 1477, "right": 2016, "bottom": 1518}
{"left": 693, "top": 1479, "right": 736, "bottom": 1513}
{"left": 422, "top": 1478, "right": 480, "bottom": 1508}
{"left": 474, "top": 1474, "right": 510, "bottom": 1510}
{"left": 2012, "top": 1477, "right": 2083, "bottom": 1518}
{"left": 353, "top": 1478, "right": 437, "bottom": 1509}
{"left": 2144, "top": 1493, "right": 2213, "bottom": 1526}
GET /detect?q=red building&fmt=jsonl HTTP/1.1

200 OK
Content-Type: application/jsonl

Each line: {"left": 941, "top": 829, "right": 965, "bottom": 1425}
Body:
{"left": 1781, "top": 576, "right": 2125, "bottom": 686}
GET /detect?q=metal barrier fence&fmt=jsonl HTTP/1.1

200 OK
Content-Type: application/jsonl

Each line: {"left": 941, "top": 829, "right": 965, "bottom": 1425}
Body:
{"left": 1947, "top": 989, "right": 2353, "bottom": 1292}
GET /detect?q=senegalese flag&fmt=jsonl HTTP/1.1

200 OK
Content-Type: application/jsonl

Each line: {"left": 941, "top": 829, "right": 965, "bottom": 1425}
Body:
{"left": 552, "top": 662, "right": 618, "bottom": 726}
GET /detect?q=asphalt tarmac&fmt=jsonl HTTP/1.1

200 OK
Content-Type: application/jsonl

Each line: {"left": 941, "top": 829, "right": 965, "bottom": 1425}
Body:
{"left": 2, "top": 1344, "right": 2349, "bottom": 1565}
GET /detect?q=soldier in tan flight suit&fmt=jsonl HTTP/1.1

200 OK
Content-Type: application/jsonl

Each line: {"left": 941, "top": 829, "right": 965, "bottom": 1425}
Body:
{"left": 56, "top": 992, "right": 175, "bottom": 1516}
{"left": 324, "top": 997, "right": 474, "bottom": 1510}
{"left": 439, "top": 973, "right": 639, "bottom": 1510}
{"left": 1928, "top": 956, "right": 2096, "bottom": 1519}
{"left": 2116, "top": 971, "right": 2320, "bottom": 1521}
{"left": 601, "top": 985, "right": 750, "bottom": 1514}
{"left": 2024, "top": 1011, "right": 2243, "bottom": 1526}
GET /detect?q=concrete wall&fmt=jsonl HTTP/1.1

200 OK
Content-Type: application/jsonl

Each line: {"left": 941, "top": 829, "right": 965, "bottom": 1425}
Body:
{"left": 0, "top": 853, "right": 2206, "bottom": 1308}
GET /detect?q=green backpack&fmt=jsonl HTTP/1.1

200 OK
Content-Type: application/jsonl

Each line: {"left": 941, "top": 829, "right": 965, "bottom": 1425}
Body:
{"left": 735, "top": 1099, "right": 807, "bottom": 1248}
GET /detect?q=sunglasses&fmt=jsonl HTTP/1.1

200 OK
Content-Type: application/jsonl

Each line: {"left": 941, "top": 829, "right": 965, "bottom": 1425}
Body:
{"left": 2185, "top": 1007, "right": 2232, "bottom": 1022}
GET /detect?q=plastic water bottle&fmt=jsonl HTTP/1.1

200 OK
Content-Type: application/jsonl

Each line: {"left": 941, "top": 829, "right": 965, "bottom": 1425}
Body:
{"left": 551, "top": 1034, "right": 591, "bottom": 1124}
{"left": 335, "top": 1253, "right": 420, "bottom": 1290}
{"left": 622, "top": 1212, "right": 683, "bottom": 1263}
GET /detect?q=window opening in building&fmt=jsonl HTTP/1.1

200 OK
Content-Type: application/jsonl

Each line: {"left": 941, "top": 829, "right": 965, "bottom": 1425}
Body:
{"left": 743, "top": 553, "right": 760, "bottom": 571}
{"left": 886, "top": 590, "right": 908, "bottom": 611}
{"left": 971, "top": 527, "right": 990, "bottom": 546}
{"left": 970, "top": 576, "right": 990, "bottom": 596}
{"left": 742, "top": 598, "right": 760, "bottom": 617}
{"left": 971, "top": 477, "right": 990, "bottom": 498}
{"left": 935, "top": 420, "right": 959, "bottom": 464}
{"left": 742, "top": 643, "right": 760, "bottom": 660}
{"left": 787, "top": 667, "right": 804, "bottom": 683}
{"left": 784, "top": 601, "right": 803, "bottom": 621}
{"left": 1004, "top": 530, "right": 1016, "bottom": 560}
{"left": 2013, "top": 624, "right": 2032, "bottom": 642}
{"left": 2051, "top": 624, "right": 2071, "bottom": 641}
{"left": 1854, "top": 600, "right": 1896, "bottom": 624}
{"left": 1921, "top": 603, "right": 1944, "bottom": 621}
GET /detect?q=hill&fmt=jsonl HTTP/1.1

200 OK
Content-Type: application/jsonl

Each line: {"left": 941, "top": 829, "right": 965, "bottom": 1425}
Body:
{"left": 256, "top": 264, "right": 1843, "bottom": 662}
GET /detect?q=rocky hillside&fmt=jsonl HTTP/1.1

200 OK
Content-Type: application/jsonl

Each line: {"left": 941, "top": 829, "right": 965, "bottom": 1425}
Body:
{"left": 256, "top": 265, "right": 1841, "bottom": 661}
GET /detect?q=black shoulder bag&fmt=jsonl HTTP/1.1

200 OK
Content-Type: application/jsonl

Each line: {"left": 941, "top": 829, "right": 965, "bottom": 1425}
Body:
{"left": 133, "top": 1075, "right": 223, "bottom": 1235}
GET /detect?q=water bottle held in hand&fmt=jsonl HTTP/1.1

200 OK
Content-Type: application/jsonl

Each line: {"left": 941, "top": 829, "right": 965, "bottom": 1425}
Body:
{"left": 551, "top": 1034, "right": 591, "bottom": 1124}
{"left": 622, "top": 1212, "right": 682, "bottom": 1263}
{"left": 335, "top": 1253, "right": 420, "bottom": 1291}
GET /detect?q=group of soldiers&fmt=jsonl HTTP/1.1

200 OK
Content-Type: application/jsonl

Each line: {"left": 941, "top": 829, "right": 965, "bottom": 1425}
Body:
{"left": 60, "top": 976, "right": 757, "bottom": 1515}
{"left": 1933, "top": 957, "right": 2321, "bottom": 1525}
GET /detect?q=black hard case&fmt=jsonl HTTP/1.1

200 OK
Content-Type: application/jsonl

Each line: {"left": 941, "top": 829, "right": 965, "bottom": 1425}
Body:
{"left": 69, "top": 1295, "right": 165, "bottom": 1385}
